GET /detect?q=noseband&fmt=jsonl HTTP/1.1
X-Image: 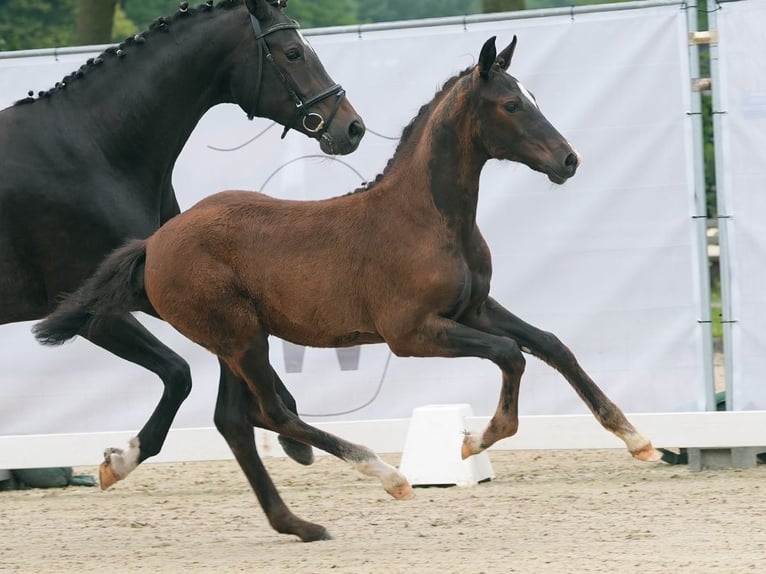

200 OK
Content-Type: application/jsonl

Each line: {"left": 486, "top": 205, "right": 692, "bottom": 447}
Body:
{"left": 249, "top": 14, "right": 346, "bottom": 141}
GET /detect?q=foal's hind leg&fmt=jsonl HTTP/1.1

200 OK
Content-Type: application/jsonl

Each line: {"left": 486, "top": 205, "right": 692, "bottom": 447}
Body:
{"left": 83, "top": 315, "right": 191, "bottom": 489}
{"left": 226, "top": 335, "right": 412, "bottom": 501}
{"left": 272, "top": 369, "right": 314, "bottom": 466}
{"left": 461, "top": 298, "right": 660, "bottom": 462}
{"left": 222, "top": 365, "right": 315, "bottom": 466}
{"left": 214, "top": 362, "right": 329, "bottom": 542}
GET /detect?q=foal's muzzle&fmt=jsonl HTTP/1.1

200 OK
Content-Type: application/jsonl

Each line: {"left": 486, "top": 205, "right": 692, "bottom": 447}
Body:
{"left": 547, "top": 150, "right": 580, "bottom": 184}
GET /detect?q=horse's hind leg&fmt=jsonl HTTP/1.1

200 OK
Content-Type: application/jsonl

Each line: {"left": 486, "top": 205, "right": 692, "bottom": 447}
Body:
{"left": 83, "top": 314, "right": 191, "bottom": 489}
{"left": 463, "top": 298, "right": 660, "bottom": 462}
{"left": 272, "top": 369, "right": 314, "bottom": 466}
{"left": 218, "top": 364, "right": 314, "bottom": 466}
{"left": 214, "top": 363, "right": 329, "bottom": 542}
{"left": 227, "top": 335, "right": 412, "bottom": 501}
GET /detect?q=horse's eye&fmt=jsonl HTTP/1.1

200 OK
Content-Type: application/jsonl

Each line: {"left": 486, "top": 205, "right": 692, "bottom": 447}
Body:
{"left": 286, "top": 48, "right": 302, "bottom": 61}
{"left": 504, "top": 101, "right": 520, "bottom": 113}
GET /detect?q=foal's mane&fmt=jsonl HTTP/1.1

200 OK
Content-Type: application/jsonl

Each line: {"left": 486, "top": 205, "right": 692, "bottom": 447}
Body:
{"left": 348, "top": 65, "right": 474, "bottom": 195}
{"left": 14, "top": 0, "right": 250, "bottom": 106}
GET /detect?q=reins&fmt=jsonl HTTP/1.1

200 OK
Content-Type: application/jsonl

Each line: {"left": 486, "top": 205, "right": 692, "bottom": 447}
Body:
{"left": 248, "top": 14, "right": 346, "bottom": 141}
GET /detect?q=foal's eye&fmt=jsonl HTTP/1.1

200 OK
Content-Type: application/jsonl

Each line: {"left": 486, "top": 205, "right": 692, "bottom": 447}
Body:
{"left": 285, "top": 48, "right": 302, "bottom": 61}
{"left": 504, "top": 101, "right": 520, "bottom": 113}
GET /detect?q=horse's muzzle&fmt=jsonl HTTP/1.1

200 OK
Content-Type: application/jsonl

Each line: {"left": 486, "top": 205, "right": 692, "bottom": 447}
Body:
{"left": 320, "top": 117, "right": 366, "bottom": 156}
{"left": 547, "top": 150, "right": 580, "bottom": 184}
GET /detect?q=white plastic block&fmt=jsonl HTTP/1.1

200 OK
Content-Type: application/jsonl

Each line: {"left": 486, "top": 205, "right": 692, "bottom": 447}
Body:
{"left": 398, "top": 404, "right": 495, "bottom": 487}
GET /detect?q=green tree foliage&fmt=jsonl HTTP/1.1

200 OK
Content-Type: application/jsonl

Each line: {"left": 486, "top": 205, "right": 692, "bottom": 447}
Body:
{"left": 482, "top": 0, "right": 525, "bottom": 12}
{"left": 122, "top": 0, "right": 181, "bottom": 31}
{"left": 76, "top": 0, "right": 118, "bottom": 45}
{"left": 357, "top": 0, "right": 480, "bottom": 24}
{"left": 286, "top": 0, "right": 358, "bottom": 28}
{"left": 527, "top": 0, "right": 629, "bottom": 6}
{"left": 113, "top": 5, "right": 139, "bottom": 39}
{"left": 0, "top": 0, "right": 76, "bottom": 50}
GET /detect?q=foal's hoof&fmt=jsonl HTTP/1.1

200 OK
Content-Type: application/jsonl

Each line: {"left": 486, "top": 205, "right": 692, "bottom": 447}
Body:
{"left": 461, "top": 432, "right": 483, "bottom": 460}
{"left": 98, "top": 461, "right": 122, "bottom": 490}
{"left": 386, "top": 481, "right": 414, "bottom": 500}
{"left": 278, "top": 435, "right": 315, "bottom": 466}
{"left": 632, "top": 442, "right": 662, "bottom": 463}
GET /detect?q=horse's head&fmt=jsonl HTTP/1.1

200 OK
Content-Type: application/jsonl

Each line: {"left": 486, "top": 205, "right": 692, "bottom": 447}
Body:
{"left": 239, "top": 0, "right": 365, "bottom": 155}
{"left": 472, "top": 36, "right": 579, "bottom": 184}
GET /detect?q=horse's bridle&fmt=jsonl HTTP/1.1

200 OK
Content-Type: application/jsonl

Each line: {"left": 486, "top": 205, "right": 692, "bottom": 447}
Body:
{"left": 249, "top": 14, "right": 347, "bottom": 141}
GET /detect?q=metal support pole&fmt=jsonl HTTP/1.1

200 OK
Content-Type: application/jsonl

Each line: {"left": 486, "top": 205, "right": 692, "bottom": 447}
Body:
{"left": 686, "top": 2, "right": 718, "bottom": 411}
{"left": 705, "top": 0, "right": 735, "bottom": 410}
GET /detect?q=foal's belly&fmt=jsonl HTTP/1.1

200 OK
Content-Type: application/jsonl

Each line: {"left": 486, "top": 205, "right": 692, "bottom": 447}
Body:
{"left": 265, "top": 305, "right": 384, "bottom": 349}
{"left": 278, "top": 329, "right": 385, "bottom": 349}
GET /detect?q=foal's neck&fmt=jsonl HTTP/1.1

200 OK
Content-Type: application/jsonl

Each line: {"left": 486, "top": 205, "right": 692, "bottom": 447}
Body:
{"left": 413, "top": 92, "right": 487, "bottom": 237}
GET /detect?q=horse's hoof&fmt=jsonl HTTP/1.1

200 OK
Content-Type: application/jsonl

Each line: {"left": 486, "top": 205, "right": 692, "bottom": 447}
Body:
{"left": 461, "top": 432, "right": 482, "bottom": 460}
{"left": 98, "top": 461, "right": 121, "bottom": 490}
{"left": 300, "top": 526, "right": 333, "bottom": 542}
{"left": 278, "top": 435, "right": 315, "bottom": 466}
{"left": 632, "top": 443, "right": 662, "bottom": 462}
{"left": 386, "top": 481, "right": 414, "bottom": 500}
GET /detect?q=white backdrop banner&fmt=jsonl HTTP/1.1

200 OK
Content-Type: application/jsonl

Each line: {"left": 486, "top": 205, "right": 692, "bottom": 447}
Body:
{"left": 0, "top": 2, "right": 707, "bottom": 437}
{"left": 715, "top": 0, "right": 766, "bottom": 410}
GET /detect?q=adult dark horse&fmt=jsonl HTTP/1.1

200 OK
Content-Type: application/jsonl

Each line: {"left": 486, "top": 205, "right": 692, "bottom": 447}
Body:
{"left": 1, "top": 0, "right": 364, "bottom": 489}
{"left": 35, "top": 36, "right": 660, "bottom": 541}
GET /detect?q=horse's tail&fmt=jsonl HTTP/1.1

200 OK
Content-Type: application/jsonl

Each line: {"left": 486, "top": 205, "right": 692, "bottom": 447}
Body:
{"left": 33, "top": 239, "right": 148, "bottom": 346}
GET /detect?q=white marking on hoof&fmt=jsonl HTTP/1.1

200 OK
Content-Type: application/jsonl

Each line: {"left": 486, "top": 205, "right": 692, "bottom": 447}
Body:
{"left": 623, "top": 432, "right": 662, "bottom": 462}
{"left": 461, "top": 431, "right": 484, "bottom": 459}
{"left": 623, "top": 431, "right": 650, "bottom": 454}
{"left": 103, "top": 436, "right": 141, "bottom": 479}
{"left": 354, "top": 456, "right": 413, "bottom": 500}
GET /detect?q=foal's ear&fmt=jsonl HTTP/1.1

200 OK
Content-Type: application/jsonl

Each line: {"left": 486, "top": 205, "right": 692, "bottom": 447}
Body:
{"left": 479, "top": 36, "right": 497, "bottom": 79}
{"left": 495, "top": 35, "right": 517, "bottom": 71}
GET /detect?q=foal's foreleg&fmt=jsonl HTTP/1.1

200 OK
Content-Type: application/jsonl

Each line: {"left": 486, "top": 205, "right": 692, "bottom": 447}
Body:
{"left": 465, "top": 298, "right": 660, "bottom": 462}
{"left": 228, "top": 338, "right": 413, "bottom": 501}
{"left": 385, "top": 316, "right": 527, "bottom": 459}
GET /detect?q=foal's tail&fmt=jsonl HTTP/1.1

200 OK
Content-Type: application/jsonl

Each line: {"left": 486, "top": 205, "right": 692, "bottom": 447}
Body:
{"left": 33, "top": 239, "right": 148, "bottom": 346}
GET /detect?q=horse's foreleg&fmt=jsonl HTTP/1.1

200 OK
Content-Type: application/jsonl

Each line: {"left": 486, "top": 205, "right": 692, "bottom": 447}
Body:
{"left": 214, "top": 366, "right": 330, "bottom": 542}
{"left": 465, "top": 298, "right": 660, "bottom": 462}
{"left": 384, "top": 316, "right": 528, "bottom": 459}
{"left": 461, "top": 369, "right": 524, "bottom": 460}
{"left": 228, "top": 337, "right": 413, "bottom": 501}
{"left": 83, "top": 314, "right": 192, "bottom": 489}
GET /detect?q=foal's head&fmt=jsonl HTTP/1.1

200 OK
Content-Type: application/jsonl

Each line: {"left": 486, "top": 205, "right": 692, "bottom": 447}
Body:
{"left": 469, "top": 36, "right": 579, "bottom": 184}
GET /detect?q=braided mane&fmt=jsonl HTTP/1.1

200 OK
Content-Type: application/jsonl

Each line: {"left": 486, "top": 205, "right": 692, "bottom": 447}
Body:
{"left": 14, "top": 0, "right": 254, "bottom": 106}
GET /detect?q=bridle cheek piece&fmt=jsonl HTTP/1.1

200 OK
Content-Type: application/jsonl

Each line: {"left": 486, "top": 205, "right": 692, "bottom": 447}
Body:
{"left": 249, "top": 15, "right": 346, "bottom": 141}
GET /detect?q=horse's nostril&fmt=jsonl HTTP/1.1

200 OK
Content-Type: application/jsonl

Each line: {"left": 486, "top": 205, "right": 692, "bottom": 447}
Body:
{"left": 564, "top": 152, "right": 578, "bottom": 174}
{"left": 348, "top": 119, "right": 365, "bottom": 143}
